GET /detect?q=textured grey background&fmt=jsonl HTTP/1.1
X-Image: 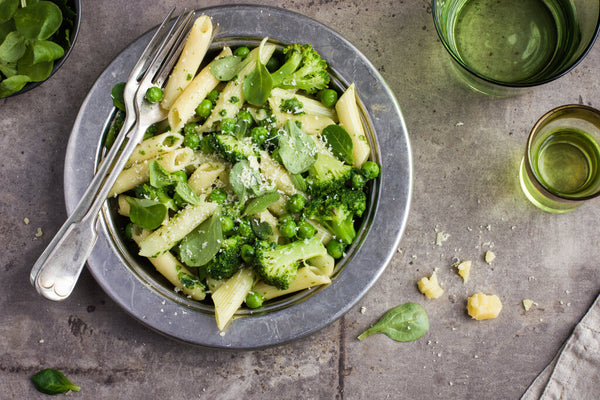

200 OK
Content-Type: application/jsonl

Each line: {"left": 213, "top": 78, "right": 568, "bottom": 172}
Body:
{"left": 2, "top": 0, "right": 600, "bottom": 399}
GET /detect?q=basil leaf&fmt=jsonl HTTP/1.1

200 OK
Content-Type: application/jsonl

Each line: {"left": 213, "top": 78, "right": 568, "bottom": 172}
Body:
{"left": 0, "top": 60, "right": 16, "bottom": 77}
{"left": 0, "top": 74, "right": 30, "bottom": 97}
{"left": 179, "top": 210, "right": 223, "bottom": 267}
{"left": 243, "top": 38, "right": 272, "bottom": 106}
{"left": 148, "top": 161, "right": 173, "bottom": 189}
{"left": 31, "top": 368, "right": 81, "bottom": 395}
{"left": 16, "top": 46, "right": 52, "bottom": 81}
{"left": 243, "top": 191, "right": 280, "bottom": 216}
{"left": 229, "top": 160, "right": 269, "bottom": 202}
{"left": 209, "top": 54, "right": 245, "bottom": 81}
{"left": 290, "top": 173, "right": 307, "bottom": 192}
{"left": 174, "top": 181, "right": 201, "bottom": 206}
{"left": 357, "top": 302, "right": 429, "bottom": 342}
{"left": 0, "top": 20, "right": 16, "bottom": 43}
{"left": 32, "top": 39, "right": 64, "bottom": 63}
{"left": 278, "top": 120, "right": 317, "bottom": 174}
{"left": 125, "top": 197, "right": 167, "bottom": 230}
{"left": 0, "top": 30, "right": 26, "bottom": 63}
{"left": 0, "top": 0, "right": 18, "bottom": 23}
{"left": 250, "top": 218, "right": 273, "bottom": 240}
{"left": 14, "top": 1, "right": 62, "bottom": 40}
{"left": 111, "top": 82, "right": 126, "bottom": 111}
{"left": 322, "top": 124, "right": 354, "bottom": 165}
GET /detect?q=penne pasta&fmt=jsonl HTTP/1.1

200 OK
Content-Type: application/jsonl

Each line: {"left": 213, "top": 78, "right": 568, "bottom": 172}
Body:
{"left": 161, "top": 15, "right": 213, "bottom": 110}
{"left": 252, "top": 266, "right": 331, "bottom": 301}
{"left": 212, "top": 268, "right": 255, "bottom": 330}
{"left": 187, "top": 161, "right": 226, "bottom": 195}
{"left": 127, "top": 132, "right": 184, "bottom": 165}
{"left": 336, "top": 83, "right": 371, "bottom": 167}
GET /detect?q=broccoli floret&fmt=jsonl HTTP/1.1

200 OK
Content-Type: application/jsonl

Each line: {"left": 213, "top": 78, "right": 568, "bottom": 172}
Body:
{"left": 253, "top": 235, "right": 326, "bottom": 289}
{"left": 303, "top": 187, "right": 367, "bottom": 245}
{"left": 206, "top": 235, "right": 245, "bottom": 280}
{"left": 212, "top": 134, "right": 259, "bottom": 163}
{"left": 305, "top": 152, "right": 352, "bottom": 195}
{"left": 280, "top": 97, "right": 305, "bottom": 115}
{"left": 270, "top": 44, "right": 330, "bottom": 94}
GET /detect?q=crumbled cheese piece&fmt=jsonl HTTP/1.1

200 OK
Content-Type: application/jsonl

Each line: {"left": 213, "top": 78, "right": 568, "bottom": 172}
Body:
{"left": 24, "top": 217, "right": 30, "bottom": 225}
{"left": 454, "top": 260, "right": 472, "bottom": 283}
{"left": 35, "top": 227, "right": 43, "bottom": 238}
{"left": 418, "top": 271, "right": 444, "bottom": 299}
{"left": 484, "top": 251, "right": 496, "bottom": 264}
{"left": 523, "top": 299, "right": 537, "bottom": 311}
{"left": 360, "top": 306, "right": 366, "bottom": 314}
{"left": 435, "top": 231, "right": 450, "bottom": 246}
{"left": 467, "top": 293, "right": 502, "bottom": 320}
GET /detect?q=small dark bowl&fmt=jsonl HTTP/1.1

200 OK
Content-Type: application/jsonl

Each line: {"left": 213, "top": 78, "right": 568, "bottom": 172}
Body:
{"left": 6, "top": 0, "right": 82, "bottom": 98}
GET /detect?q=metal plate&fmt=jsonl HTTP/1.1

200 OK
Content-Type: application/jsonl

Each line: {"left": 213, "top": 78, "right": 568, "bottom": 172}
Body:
{"left": 64, "top": 4, "right": 412, "bottom": 349}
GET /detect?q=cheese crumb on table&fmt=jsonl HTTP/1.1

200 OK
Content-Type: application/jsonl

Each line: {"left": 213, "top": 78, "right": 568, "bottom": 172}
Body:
{"left": 35, "top": 227, "right": 43, "bottom": 238}
{"left": 484, "top": 251, "right": 496, "bottom": 264}
{"left": 435, "top": 231, "right": 450, "bottom": 246}
{"left": 522, "top": 299, "right": 537, "bottom": 311}
{"left": 418, "top": 271, "right": 444, "bottom": 299}
{"left": 454, "top": 260, "right": 472, "bottom": 283}
{"left": 23, "top": 217, "right": 30, "bottom": 225}
{"left": 467, "top": 293, "right": 502, "bottom": 320}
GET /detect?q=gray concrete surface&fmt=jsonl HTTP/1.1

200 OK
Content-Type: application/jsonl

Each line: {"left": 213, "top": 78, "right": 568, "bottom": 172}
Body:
{"left": 2, "top": 0, "right": 600, "bottom": 398}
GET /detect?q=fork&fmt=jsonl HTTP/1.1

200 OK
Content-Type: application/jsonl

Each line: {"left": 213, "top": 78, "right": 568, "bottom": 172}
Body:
{"left": 29, "top": 9, "right": 196, "bottom": 301}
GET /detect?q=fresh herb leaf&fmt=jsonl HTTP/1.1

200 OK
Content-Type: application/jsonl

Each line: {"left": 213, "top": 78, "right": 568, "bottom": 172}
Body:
{"left": 243, "top": 37, "right": 272, "bottom": 106}
{"left": 0, "top": 73, "right": 29, "bottom": 96}
{"left": 32, "top": 39, "right": 64, "bottom": 63}
{"left": 16, "top": 46, "right": 52, "bottom": 81}
{"left": 0, "top": 59, "right": 17, "bottom": 77}
{"left": 209, "top": 54, "right": 246, "bottom": 81}
{"left": 125, "top": 197, "right": 167, "bottom": 230}
{"left": 243, "top": 191, "right": 280, "bottom": 216}
{"left": 357, "top": 302, "right": 429, "bottom": 342}
{"left": 0, "top": 0, "right": 19, "bottom": 24}
{"left": 104, "top": 109, "right": 125, "bottom": 149}
{"left": 232, "top": 119, "right": 247, "bottom": 139}
{"left": 229, "top": 160, "right": 270, "bottom": 203}
{"left": 31, "top": 368, "right": 81, "bottom": 395}
{"left": 290, "top": 173, "right": 307, "bottom": 192}
{"left": 111, "top": 82, "right": 126, "bottom": 111}
{"left": 14, "top": 1, "right": 62, "bottom": 40}
{"left": 0, "top": 30, "right": 26, "bottom": 63}
{"left": 278, "top": 120, "right": 317, "bottom": 174}
{"left": 148, "top": 161, "right": 173, "bottom": 189}
{"left": 179, "top": 210, "right": 223, "bottom": 267}
{"left": 250, "top": 218, "right": 273, "bottom": 240}
{"left": 322, "top": 124, "right": 354, "bottom": 165}
{"left": 174, "top": 181, "right": 201, "bottom": 206}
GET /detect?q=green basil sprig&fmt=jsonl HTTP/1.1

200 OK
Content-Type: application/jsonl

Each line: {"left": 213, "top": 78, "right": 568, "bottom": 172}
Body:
{"left": 178, "top": 210, "right": 223, "bottom": 267}
{"left": 31, "top": 368, "right": 81, "bottom": 395}
{"left": 357, "top": 302, "right": 429, "bottom": 342}
{"left": 322, "top": 124, "right": 354, "bottom": 165}
{"left": 242, "top": 37, "right": 272, "bottom": 106}
{"left": 278, "top": 120, "right": 317, "bottom": 174}
{"left": 125, "top": 197, "right": 167, "bottom": 230}
{"left": 243, "top": 191, "right": 280, "bottom": 216}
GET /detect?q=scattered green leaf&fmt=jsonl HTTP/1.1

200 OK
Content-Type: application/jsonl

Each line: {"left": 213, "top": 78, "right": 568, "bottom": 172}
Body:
{"left": 244, "top": 191, "right": 280, "bottom": 216}
{"left": 278, "top": 120, "right": 317, "bottom": 174}
{"left": 357, "top": 302, "right": 429, "bottom": 342}
{"left": 14, "top": 1, "right": 62, "bottom": 40}
{"left": 242, "top": 37, "right": 272, "bottom": 106}
{"left": 250, "top": 218, "right": 273, "bottom": 240}
{"left": 148, "top": 161, "right": 173, "bottom": 189}
{"left": 0, "top": 30, "right": 26, "bottom": 62}
{"left": 0, "top": 0, "right": 19, "bottom": 24}
{"left": 322, "top": 124, "right": 354, "bottom": 165}
{"left": 179, "top": 210, "right": 223, "bottom": 267}
{"left": 209, "top": 54, "right": 246, "bottom": 81}
{"left": 111, "top": 82, "right": 126, "bottom": 111}
{"left": 17, "top": 46, "right": 52, "bottom": 81}
{"left": 174, "top": 181, "right": 201, "bottom": 206}
{"left": 125, "top": 197, "right": 167, "bottom": 230}
{"left": 0, "top": 73, "right": 29, "bottom": 96}
{"left": 32, "top": 39, "right": 64, "bottom": 64}
{"left": 31, "top": 368, "right": 81, "bottom": 395}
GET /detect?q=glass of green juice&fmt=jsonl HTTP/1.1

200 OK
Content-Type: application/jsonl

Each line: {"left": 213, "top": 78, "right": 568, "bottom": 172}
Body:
{"left": 433, "top": 0, "right": 600, "bottom": 95}
{"left": 520, "top": 105, "right": 600, "bottom": 213}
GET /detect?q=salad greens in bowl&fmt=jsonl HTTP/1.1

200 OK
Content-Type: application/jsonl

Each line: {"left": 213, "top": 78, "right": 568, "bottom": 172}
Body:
{"left": 0, "top": 0, "right": 81, "bottom": 98}
{"left": 63, "top": 5, "right": 411, "bottom": 348}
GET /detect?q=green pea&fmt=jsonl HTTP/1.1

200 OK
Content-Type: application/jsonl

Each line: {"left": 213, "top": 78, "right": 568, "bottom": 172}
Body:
{"left": 266, "top": 56, "right": 281, "bottom": 73}
{"left": 234, "top": 46, "right": 250, "bottom": 58}
{"left": 206, "top": 90, "right": 219, "bottom": 104}
{"left": 326, "top": 239, "right": 345, "bottom": 259}
{"left": 195, "top": 99, "right": 213, "bottom": 118}
{"left": 208, "top": 188, "right": 227, "bottom": 204}
{"left": 245, "top": 291, "right": 263, "bottom": 309}
{"left": 350, "top": 169, "right": 367, "bottom": 189}
{"left": 220, "top": 117, "right": 236, "bottom": 133}
{"left": 124, "top": 222, "right": 134, "bottom": 240}
{"left": 296, "top": 220, "right": 316, "bottom": 239}
{"left": 183, "top": 132, "right": 200, "bottom": 149}
{"left": 240, "top": 244, "right": 255, "bottom": 263}
{"left": 251, "top": 126, "right": 269, "bottom": 145}
{"left": 361, "top": 161, "right": 380, "bottom": 180}
{"left": 286, "top": 193, "right": 306, "bottom": 213}
{"left": 278, "top": 213, "right": 295, "bottom": 224}
{"left": 220, "top": 215, "right": 235, "bottom": 233}
{"left": 279, "top": 220, "right": 297, "bottom": 238}
{"left": 183, "top": 122, "right": 197, "bottom": 136}
{"left": 319, "top": 89, "right": 338, "bottom": 108}
{"left": 238, "top": 109, "right": 254, "bottom": 126}
{"left": 145, "top": 86, "right": 163, "bottom": 103}
{"left": 238, "top": 218, "right": 253, "bottom": 238}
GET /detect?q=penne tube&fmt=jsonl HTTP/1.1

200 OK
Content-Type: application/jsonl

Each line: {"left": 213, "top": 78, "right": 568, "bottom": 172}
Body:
{"left": 168, "top": 47, "right": 232, "bottom": 133}
{"left": 336, "top": 83, "right": 371, "bottom": 167}
{"left": 270, "top": 88, "right": 338, "bottom": 121}
{"left": 127, "top": 132, "right": 184, "bottom": 165}
{"left": 252, "top": 266, "right": 331, "bottom": 301}
{"left": 259, "top": 151, "right": 298, "bottom": 197}
{"left": 212, "top": 268, "right": 255, "bottom": 330}
{"left": 161, "top": 15, "right": 213, "bottom": 110}
{"left": 187, "top": 161, "right": 226, "bottom": 195}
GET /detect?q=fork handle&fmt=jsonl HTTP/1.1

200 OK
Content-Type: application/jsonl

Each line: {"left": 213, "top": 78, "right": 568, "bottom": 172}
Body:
{"left": 31, "top": 212, "right": 99, "bottom": 301}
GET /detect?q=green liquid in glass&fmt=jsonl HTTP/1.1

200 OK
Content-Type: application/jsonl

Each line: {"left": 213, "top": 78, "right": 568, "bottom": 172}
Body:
{"left": 533, "top": 129, "right": 600, "bottom": 196}
{"left": 444, "top": 0, "right": 580, "bottom": 83}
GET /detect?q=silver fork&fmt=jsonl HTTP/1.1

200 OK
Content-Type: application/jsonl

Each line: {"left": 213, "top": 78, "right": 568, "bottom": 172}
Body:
{"left": 30, "top": 9, "right": 196, "bottom": 301}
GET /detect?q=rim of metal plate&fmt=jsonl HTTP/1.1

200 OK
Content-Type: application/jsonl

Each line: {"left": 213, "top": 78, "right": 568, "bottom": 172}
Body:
{"left": 63, "top": 4, "right": 412, "bottom": 349}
